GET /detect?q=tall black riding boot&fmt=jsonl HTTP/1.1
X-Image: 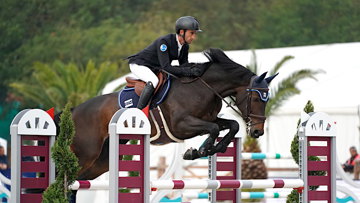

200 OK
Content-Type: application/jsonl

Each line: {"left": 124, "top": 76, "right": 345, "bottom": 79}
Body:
{"left": 137, "top": 82, "right": 155, "bottom": 109}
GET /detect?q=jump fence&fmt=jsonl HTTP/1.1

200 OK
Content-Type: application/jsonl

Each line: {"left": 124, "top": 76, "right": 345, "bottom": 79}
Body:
{"left": 9, "top": 109, "right": 337, "bottom": 203}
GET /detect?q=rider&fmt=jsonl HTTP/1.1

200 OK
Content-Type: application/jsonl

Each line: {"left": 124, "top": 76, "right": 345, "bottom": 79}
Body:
{"left": 127, "top": 16, "right": 203, "bottom": 109}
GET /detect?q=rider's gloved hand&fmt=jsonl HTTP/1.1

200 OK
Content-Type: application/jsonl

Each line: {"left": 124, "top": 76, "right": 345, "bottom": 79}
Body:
{"left": 190, "top": 67, "right": 202, "bottom": 77}
{"left": 166, "top": 63, "right": 203, "bottom": 77}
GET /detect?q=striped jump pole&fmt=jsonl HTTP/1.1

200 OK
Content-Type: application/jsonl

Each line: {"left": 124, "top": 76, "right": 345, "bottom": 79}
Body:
{"left": 161, "top": 191, "right": 290, "bottom": 201}
{"left": 160, "top": 191, "right": 290, "bottom": 202}
{"left": 241, "top": 191, "right": 290, "bottom": 199}
{"left": 69, "top": 180, "right": 109, "bottom": 190}
{"left": 184, "top": 191, "right": 290, "bottom": 200}
{"left": 151, "top": 179, "right": 304, "bottom": 190}
{"left": 241, "top": 153, "right": 292, "bottom": 160}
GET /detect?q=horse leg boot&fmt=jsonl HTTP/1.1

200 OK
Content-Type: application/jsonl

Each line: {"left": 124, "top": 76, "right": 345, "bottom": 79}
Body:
{"left": 137, "top": 82, "right": 155, "bottom": 109}
{"left": 184, "top": 125, "right": 220, "bottom": 160}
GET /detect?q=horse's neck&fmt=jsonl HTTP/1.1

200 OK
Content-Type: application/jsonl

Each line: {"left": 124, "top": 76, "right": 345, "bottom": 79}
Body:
{"left": 203, "top": 66, "right": 253, "bottom": 96}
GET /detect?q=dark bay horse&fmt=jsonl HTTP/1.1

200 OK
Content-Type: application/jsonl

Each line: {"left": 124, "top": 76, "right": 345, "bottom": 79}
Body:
{"left": 60, "top": 48, "right": 277, "bottom": 181}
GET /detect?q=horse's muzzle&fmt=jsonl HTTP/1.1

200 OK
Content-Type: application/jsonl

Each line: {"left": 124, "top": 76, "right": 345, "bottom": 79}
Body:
{"left": 250, "top": 129, "right": 264, "bottom": 138}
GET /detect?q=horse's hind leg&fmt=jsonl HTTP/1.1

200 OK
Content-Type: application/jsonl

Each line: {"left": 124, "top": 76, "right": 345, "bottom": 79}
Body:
{"left": 76, "top": 138, "right": 110, "bottom": 180}
{"left": 77, "top": 138, "right": 130, "bottom": 180}
{"left": 69, "top": 190, "right": 78, "bottom": 203}
{"left": 210, "top": 118, "right": 239, "bottom": 155}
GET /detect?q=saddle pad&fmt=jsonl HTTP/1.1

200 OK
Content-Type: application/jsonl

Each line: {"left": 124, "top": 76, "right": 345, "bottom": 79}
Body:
{"left": 118, "top": 87, "right": 139, "bottom": 108}
{"left": 118, "top": 76, "right": 171, "bottom": 109}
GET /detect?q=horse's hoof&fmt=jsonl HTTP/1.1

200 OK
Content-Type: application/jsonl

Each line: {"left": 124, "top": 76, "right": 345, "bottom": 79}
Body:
{"left": 198, "top": 147, "right": 209, "bottom": 157}
{"left": 208, "top": 148, "right": 217, "bottom": 156}
{"left": 215, "top": 144, "right": 227, "bottom": 153}
{"left": 183, "top": 148, "right": 200, "bottom": 160}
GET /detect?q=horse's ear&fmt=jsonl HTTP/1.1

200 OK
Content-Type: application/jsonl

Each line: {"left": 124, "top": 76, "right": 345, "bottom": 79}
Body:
{"left": 203, "top": 49, "right": 213, "bottom": 62}
{"left": 256, "top": 72, "right": 268, "bottom": 83}
{"left": 265, "top": 73, "right": 279, "bottom": 84}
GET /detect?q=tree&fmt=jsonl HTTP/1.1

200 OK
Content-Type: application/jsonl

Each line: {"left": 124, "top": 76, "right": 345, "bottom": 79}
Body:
{"left": 10, "top": 60, "right": 119, "bottom": 111}
{"left": 42, "top": 103, "right": 80, "bottom": 202}
{"left": 287, "top": 100, "right": 325, "bottom": 202}
{"left": 2, "top": 0, "right": 360, "bottom": 105}
{"left": 262, "top": 59, "right": 322, "bottom": 117}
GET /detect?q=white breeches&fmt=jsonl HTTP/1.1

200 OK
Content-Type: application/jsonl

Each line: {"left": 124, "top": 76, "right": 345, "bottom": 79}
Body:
{"left": 129, "top": 63, "right": 159, "bottom": 88}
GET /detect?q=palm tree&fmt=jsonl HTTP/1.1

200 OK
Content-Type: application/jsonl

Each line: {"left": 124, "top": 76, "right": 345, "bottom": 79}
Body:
{"left": 10, "top": 60, "right": 119, "bottom": 112}
{"left": 241, "top": 50, "right": 322, "bottom": 180}
{"left": 247, "top": 50, "right": 323, "bottom": 117}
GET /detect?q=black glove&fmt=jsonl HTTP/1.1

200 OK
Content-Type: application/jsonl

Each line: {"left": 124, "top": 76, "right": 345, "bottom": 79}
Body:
{"left": 163, "top": 64, "right": 202, "bottom": 77}
{"left": 190, "top": 67, "right": 202, "bottom": 77}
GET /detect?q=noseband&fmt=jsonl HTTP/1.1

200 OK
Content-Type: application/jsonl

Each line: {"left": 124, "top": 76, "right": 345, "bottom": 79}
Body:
{"left": 243, "top": 74, "right": 270, "bottom": 127}
{"left": 233, "top": 76, "right": 269, "bottom": 128}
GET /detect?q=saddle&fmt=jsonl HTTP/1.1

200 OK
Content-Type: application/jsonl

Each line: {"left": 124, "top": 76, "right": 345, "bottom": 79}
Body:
{"left": 120, "top": 72, "right": 175, "bottom": 144}
{"left": 125, "top": 72, "right": 167, "bottom": 96}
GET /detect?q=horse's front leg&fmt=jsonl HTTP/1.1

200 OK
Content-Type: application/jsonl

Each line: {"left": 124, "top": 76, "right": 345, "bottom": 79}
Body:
{"left": 177, "top": 116, "right": 220, "bottom": 160}
{"left": 209, "top": 117, "right": 239, "bottom": 155}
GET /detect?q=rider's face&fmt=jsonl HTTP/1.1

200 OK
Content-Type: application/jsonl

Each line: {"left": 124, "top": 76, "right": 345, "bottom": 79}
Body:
{"left": 179, "top": 30, "right": 197, "bottom": 44}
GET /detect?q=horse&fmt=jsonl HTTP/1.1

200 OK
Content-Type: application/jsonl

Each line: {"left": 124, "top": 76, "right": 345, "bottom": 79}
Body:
{"left": 57, "top": 48, "right": 278, "bottom": 181}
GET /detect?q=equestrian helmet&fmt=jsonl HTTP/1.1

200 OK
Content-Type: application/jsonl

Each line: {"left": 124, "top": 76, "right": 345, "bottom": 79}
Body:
{"left": 175, "top": 16, "right": 202, "bottom": 33}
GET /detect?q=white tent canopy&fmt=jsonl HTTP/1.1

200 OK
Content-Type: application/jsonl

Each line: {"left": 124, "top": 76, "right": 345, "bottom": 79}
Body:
{"left": 189, "top": 42, "right": 360, "bottom": 110}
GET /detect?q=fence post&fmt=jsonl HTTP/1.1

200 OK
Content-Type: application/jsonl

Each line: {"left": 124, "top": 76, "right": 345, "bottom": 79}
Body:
{"left": 299, "top": 112, "right": 336, "bottom": 202}
{"left": 10, "top": 109, "right": 56, "bottom": 203}
{"left": 109, "top": 108, "right": 151, "bottom": 203}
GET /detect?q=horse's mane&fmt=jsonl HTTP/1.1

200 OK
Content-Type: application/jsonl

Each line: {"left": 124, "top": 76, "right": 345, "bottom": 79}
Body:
{"left": 180, "top": 48, "right": 254, "bottom": 78}
{"left": 203, "top": 48, "right": 238, "bottom": 65}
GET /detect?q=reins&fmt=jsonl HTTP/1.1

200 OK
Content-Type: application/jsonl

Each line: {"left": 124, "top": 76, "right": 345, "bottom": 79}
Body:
{"left": 162, "top": 69, "right": 243, "bottom": 116}
{"left": 197, "top": 77, "right": 244, "bottom": 117}
{"left": 162, "top": 70, "right": 268, "bottom": 127}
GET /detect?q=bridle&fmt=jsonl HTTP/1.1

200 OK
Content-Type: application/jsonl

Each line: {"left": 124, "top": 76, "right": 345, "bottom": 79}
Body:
{"left": 242, "top": 87, "right": 269, "bottom": 127}
{"left": 197, "top": 76, "right": 269, "bottom": 129}
{"left": 236, "top": 76, "right": 270, "bottom": 128}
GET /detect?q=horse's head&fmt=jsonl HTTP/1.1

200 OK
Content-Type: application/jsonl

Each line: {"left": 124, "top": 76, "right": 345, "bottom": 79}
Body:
{"left": 235, "top": 72, "right": 278, "bottom": 138}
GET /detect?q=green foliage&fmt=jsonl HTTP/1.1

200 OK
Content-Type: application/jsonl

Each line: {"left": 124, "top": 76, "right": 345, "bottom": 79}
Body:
{"left": 10, "top": 60, "right": 119, "bottom": 111}
{"left": 42, "top": 103, "right": 80, "bottom": 202}
{"left": 251, "top": 0, "right": 360, "bottom": 48}
{"left": 265, "top": 67, "right": 322, "bottom": 116}
{"left": 286, "top": 189, "right": 300, "bottom": 203}
{"left": 2, "top": 0, "right": 360, "bottom": 104}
